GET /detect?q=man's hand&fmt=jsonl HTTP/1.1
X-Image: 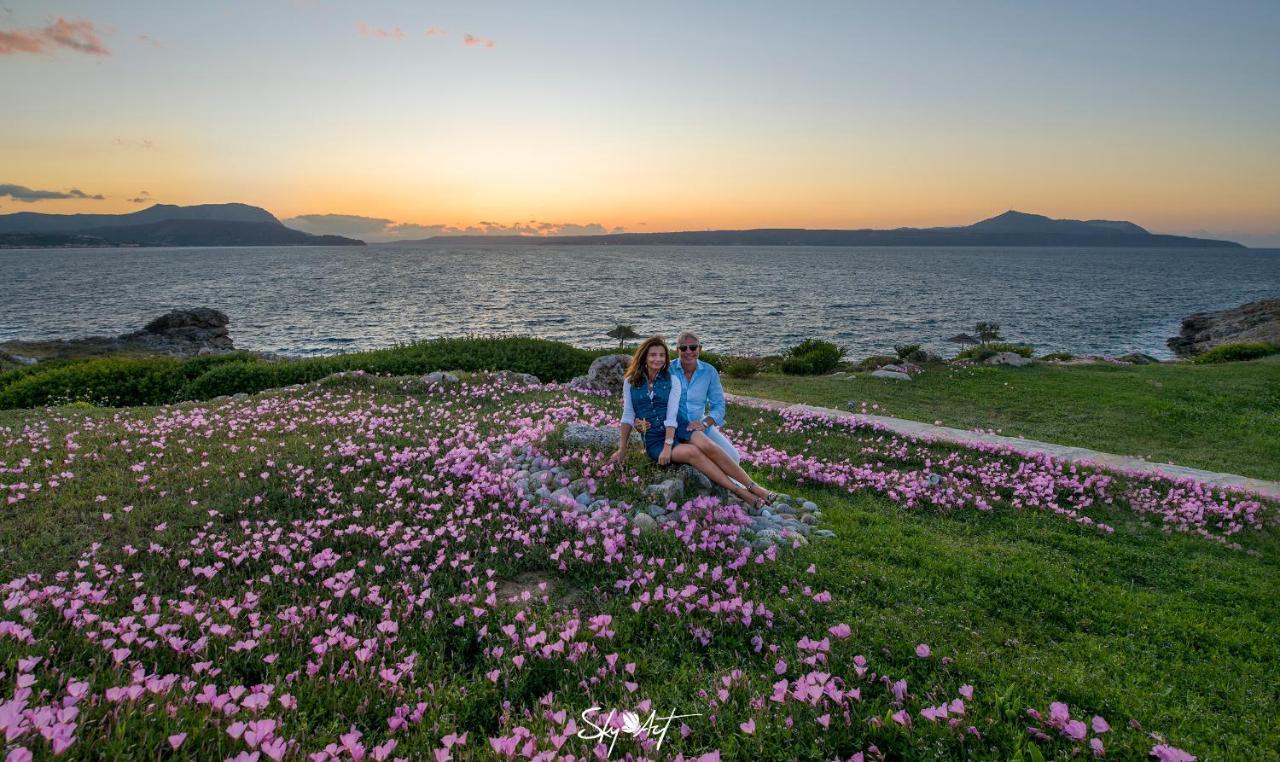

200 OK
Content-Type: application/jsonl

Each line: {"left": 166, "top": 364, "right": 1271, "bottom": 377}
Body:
{"left": 687, "top": 420, "right": 705, "bottom": 432}
{"left": 658, "top": 445, "right": 672, "bottom": 466}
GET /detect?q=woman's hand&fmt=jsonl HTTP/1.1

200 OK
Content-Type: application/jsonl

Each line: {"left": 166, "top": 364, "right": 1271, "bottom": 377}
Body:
{"left": 607, "top": 449, "right": 626, "bottom": 468}
{"left": 658, "top": 444, "right": 672, "bottom": 466}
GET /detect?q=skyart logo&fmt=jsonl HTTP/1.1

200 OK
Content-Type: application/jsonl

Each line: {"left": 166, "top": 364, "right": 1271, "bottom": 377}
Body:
{"left": 576, "top": 706, "right": 701, "bottom": 756}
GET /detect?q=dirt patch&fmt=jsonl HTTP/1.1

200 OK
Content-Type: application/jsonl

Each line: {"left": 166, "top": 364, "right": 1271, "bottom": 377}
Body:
{"left": 494, "top": 571, "right": 593, "bottom": 612}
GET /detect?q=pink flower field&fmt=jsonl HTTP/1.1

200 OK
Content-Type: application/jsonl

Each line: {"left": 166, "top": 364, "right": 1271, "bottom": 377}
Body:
{"left": 0, "top": 371, "right": 1273, "bottom": 760}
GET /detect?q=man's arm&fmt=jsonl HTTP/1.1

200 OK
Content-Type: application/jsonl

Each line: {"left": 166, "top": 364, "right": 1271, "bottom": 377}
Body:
{"left": 706, "top": 367, "right": 727, "bottom": 427}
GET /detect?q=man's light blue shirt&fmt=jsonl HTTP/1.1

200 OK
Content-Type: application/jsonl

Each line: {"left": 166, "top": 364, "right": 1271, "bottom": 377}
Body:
{"left": 669, "top": 359, "right": 727, "bottom": 427}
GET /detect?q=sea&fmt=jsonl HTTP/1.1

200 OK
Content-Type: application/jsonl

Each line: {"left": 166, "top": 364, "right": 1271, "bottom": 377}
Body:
{"left": 1, "top": 244, "right": 1277, "bottom": 359}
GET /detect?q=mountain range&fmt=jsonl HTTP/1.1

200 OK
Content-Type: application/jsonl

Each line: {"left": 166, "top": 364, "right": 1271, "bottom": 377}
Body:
{"left": 399, "top": 211, "right": 1244, "bottom": 248}
{"left": 0, "top": 207, "right": 1245, "bottom": 249}
{"left": 0, "top": 203, "right": 363, "bottom": 247}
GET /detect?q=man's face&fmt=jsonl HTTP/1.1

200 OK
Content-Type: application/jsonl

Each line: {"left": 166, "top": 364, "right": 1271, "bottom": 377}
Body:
{"left": 678, "top": 339, "right": 701, "bottom": 361}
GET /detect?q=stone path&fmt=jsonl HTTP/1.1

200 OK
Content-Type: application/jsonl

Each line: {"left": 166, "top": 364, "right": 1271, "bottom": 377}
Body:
{"left": 726, "top": 393, "right": 1280, "bottom": 501}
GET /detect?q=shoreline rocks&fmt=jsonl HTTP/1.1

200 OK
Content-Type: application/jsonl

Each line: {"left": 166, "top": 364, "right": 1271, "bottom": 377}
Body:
{"left": 0, "top": 307, "right": 245, "bottom": 363}
{"left": 1168, "top": 299, "right": 1280, "bottom": 357}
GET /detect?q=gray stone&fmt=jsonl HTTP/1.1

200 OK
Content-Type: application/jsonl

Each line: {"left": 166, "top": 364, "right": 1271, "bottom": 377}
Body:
{"left": 632, "top": 513, "right": 659, "bottom": 533}
{"left": 675, "top": 464, "right": 714, "bottom": 492}
{"left": 801, "top": 514, "right": 818, "bottom": 525}
{"left": 422, "top": 371, "right": 461, "bottom": 385}
{"left": 646, "top": 504, "right": 667, "bottom": 517}
{"left": 576, "top": 492, "right": 593, "bottom": 506}
{"left": 801, "top": 500, "right": 818, "bottom": 512}
{"left": 983, "top": 352, "right": 1031, "bottom": 367}
{"left": 644, "top": 478, "right": 684, "bottom": 505}
{"left": 813, "top": 529, "right": 837, "bottom": 538}
{"left": 570, "top": 354, "right": 631, "bottom": 393}
{"left": 871, "top": 369, "right": 913, "bottom": 381}
{"left": 562, "top": 422, "right": 642, "bottom": 451}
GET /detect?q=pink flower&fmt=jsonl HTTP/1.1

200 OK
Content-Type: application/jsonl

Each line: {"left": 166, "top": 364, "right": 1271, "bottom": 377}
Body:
{"left": 828, "top": 623, "right": 851, "bottom": 639}
{"left": 915, "top": 643, "right": 931, "bottom": 658}
{"left": 1091, "top": 738, "right": 1105, "bottom": 757}
{"left": 738, "top": 719, "right": 755, "bottom": 735}
{"left": 1150, "top": 745, "right": 1196, "bottom": 762}
{"left": 1092, "top": 715, "right": 1110, "bottom": 734}
{"left": 168, "top": 734, "right": 187, "bottom": 750}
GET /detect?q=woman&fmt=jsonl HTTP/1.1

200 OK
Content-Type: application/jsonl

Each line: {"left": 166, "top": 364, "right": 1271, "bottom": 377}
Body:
{"left": 607, "top": 335, "right": 776, "bottom": 507}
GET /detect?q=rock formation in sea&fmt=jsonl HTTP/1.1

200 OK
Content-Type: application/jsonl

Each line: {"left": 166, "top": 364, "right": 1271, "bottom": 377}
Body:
{"left": 0, "top": 307, "right": 244, "bottom": 363}
{"left": 1167, "top": 299, "right": 1280, "bottom": 357}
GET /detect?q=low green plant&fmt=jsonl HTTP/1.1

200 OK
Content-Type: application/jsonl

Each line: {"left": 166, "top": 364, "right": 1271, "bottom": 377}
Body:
{"left": 893, "top": 343, "right": 922, "bottom": 360}
{"left": 724, "top": 359, "right": 760, "bottom": 379}
{"left": 957, "top": 342, "right": 1035, "bottom": 362}
{"left": 782, "top": 338, "right": 843, "bottom": 376}
{"left": 1191, "top": 342, "right": 1280, "bottom": 364}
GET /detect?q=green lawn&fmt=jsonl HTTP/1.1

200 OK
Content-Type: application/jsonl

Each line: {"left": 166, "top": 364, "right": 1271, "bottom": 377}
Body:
{"left": 725, "top": 355, "right": 1280, "bottom": 481}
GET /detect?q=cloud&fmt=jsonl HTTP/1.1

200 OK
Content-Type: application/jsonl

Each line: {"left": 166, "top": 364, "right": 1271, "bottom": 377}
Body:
{"left": 0, "top": 17, "right": 109, "bottom": 57}
{"left": 284, "top": 213, "right": 618, "bottom": 242}
{"left": 113, "top": 138, "right": 155, "bottom": 150}
{"left": 357, "top": 22, "right": 405, "bottom": 40}
{"left": 128, "top": 190, "right": 152, "bottom": 204}
{"left": 463, "top": 33, "right": 495, "bottom": 48}
{"left": 136, "top": 33, "right": 162, "bottom": 49}
{"left": 0, "top": 183, "right": 105, "bottom": 202}
{"left": 424, "top": 26, "right": 447, "bottom": 37}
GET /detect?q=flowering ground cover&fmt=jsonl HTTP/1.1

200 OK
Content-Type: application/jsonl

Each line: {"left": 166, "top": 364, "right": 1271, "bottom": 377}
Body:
{"left": 0, "top": 371, "right": 1276, "bottom": 760}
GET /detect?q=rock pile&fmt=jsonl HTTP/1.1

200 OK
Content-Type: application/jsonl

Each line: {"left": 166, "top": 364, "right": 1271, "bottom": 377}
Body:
{"left": 499, "top": 427, "right": 836, "bottom": 549}
{"left": 0, "top": 307, "right": 240, "bottom": 362}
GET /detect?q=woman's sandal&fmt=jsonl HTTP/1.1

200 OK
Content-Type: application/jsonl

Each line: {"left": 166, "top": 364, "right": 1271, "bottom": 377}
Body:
{"left": 745, "top": 481, "right": 779, "bottom": 506}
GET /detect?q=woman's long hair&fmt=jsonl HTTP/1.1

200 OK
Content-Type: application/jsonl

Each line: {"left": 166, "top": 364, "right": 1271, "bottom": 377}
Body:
{"left": 624, "top": 335, "right": 671, "bottom": 386}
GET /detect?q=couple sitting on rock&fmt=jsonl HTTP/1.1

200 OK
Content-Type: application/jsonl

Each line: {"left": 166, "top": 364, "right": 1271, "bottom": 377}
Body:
{"left": 607, "top": 332, "right": 778, "bottom": 508}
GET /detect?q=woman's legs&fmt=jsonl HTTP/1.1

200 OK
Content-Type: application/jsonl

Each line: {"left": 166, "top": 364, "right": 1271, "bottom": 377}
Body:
{"left": 671, "top": 444, "right": 757, "bottom": 503}
{"left": 689, "top": 431, "right": 770, "bottom": 497}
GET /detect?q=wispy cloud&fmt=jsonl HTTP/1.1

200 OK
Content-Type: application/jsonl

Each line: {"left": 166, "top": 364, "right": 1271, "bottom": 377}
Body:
{"left": 0, "top": 17, "right": 109, "bottom": 57}
{"left": 128, "top": 190, "right": 152, "bottom": 204}
{"left": 0, "top": 183, "right": 105, "bottom": 202}
{"left": 357, "top": 22, "right": 405, "bottom": 40}
{"left": 136, "top": 33, "right": 162, "bottom": 49}
{"left": 424, "top": 26, "right": 447, "bottom": 37}
{"left": 463, "top": 34, "right": 495, "bottom": 48}
{"left": 113, "top": 138, "right": 155, "bottom": 150}
{"left": 285, "top": 214, "right": 615, "bottom": 242}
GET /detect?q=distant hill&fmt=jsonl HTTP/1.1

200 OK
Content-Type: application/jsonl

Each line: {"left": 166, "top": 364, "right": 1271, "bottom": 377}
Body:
{"left": 394, "top": 210, "right": 1243, "bottom": 248}
{"left": 0, "top": 203, "right": 364, "bottom": 247}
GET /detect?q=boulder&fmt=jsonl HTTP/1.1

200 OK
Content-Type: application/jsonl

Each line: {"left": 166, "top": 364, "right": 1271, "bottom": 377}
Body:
{"left": 422, "top": 371, "right": 461, "bottom": 385}
{"left": 1167, "top": 299, "right": 1280, "bottom": 357}
{"left": 121, "top": 308, "right": 233, "bottom": 350}
{"left": 1, "top": 307, "right": 239, "bottom": 362}
{"left": 477, "top": 370, "right": 542, "bottom": 386}
{"left": 570, "top": 354, "right": 630, "bottom": 393}
{"left": 871, "top": 369, "right": 912, "bottom": 381}
{"left": 984, "top": 352, "right": 1032, "bottom": 367}
{"left": 1113, "top": 353, "right": 1161, "bottom": 365}
{"left": 562, "top": 422, "right": 642, "bottom": 450}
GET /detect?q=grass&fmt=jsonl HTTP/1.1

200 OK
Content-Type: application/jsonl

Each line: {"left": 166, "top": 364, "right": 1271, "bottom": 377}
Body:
{"left": 0, "top": 372, "right": 1275, "bottom": 760}
{"left": 724, "top": 354, "right": 1280, "bottom": 481}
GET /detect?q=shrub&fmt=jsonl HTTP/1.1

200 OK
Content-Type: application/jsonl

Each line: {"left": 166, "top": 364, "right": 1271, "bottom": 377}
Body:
{"left": 854, "top": 355, "right": 897, "bottom": 372}
{"left": 1192, "top": 342, "right": 1280, "bottom": 364}
{"left": 724, "top": 360, "right": 759, "bottom": 379}
{"left": 782, "top": 339, "right": 843, "bottom": 376}
{"left": 956, "top": 342, "right": 1035, "bottom": 361}
{"left": 893, "top": 343, "right": 921, "bottom": 360}
{"left": 781, "top": 356, "right": 814, "bottom": 375}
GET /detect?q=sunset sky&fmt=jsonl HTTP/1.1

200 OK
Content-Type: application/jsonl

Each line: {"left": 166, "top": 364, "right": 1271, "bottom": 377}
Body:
{"left": 2, "top": 0, "right": 1278, "bottom": 244}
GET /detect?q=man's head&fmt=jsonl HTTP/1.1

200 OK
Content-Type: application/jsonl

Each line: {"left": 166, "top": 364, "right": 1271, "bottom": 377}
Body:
{"left": 676, "top": 332, "right": 701, "bottom": 363}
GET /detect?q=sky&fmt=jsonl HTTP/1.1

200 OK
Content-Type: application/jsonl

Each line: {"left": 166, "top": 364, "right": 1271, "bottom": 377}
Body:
{"left": 2, "top": 0, "right": 1279, "bottom": 245}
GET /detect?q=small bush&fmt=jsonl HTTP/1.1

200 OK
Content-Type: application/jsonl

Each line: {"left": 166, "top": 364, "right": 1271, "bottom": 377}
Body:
{"left": 724, "top": 360, "right": 759, "bottom": 379}
{"left": 1192, "top": 342, "right": 1280, "bottom": 364}
{"left": 782, "top": 339, "right": 843, "bottom": 376}
{"left": 854, "top": 355, "right": 897, "bottom": 372}
{"left": 893, "top": 343, "right": 921, "bottom": 360}
{"left": 780, "top": 356, "right": 814, "bottom": 375}
{"left": 956, "top": 342, "right": 1035, "bottom": 361}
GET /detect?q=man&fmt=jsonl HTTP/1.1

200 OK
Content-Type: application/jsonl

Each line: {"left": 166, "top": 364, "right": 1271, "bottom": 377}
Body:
{"left": 669, "top": 331, "right": 741, "bottom": 466}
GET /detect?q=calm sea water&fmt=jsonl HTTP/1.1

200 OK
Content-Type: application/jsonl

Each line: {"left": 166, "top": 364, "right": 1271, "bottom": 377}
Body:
{"left": 1, "top": 244, "right": 1277, "bottom": 359}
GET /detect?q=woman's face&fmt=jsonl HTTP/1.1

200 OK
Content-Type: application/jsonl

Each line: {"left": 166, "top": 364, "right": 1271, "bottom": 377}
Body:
{"left": 645, "top": 345, "right": 667, "bottom": 373}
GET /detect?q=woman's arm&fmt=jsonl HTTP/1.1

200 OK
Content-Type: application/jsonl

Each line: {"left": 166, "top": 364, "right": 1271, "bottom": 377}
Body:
{"left": 610, "top": 380, "right": 635, "bottom": 466}
{"left": 658, "top": 425, "right": 676, "bottom": 465}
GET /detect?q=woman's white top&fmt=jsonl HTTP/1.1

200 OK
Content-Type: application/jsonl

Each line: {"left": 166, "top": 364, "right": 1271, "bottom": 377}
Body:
{"left": 620, "top": 370, "right": 683, "bottom": 429}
